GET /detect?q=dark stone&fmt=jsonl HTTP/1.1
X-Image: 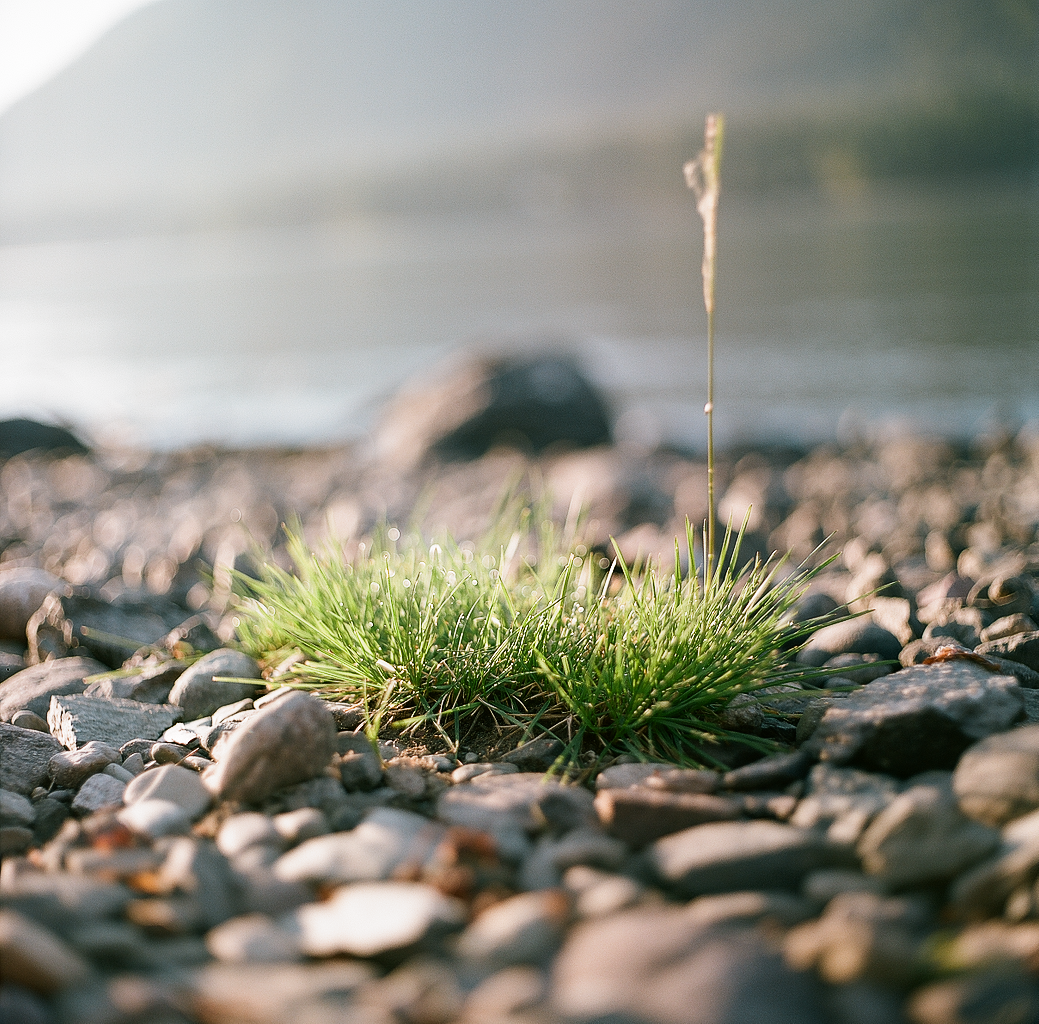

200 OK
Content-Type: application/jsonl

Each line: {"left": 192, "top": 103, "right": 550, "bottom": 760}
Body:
{"left": 595, "top": 787, "right": 745, "bottom": 847}
{"left": 433, "top": 355, "right": 611, "bottom": 459}
{"left": 797, "top": 618, "right": 903, "bottom": 669}
{"left": 501, "top": 735, "right": 565, "bottom": 772}
{"left": 27, "top": 591, "right": 192, "bottom": 668}
{"left": 0, "top": 418, "right": 88, "bottom": 458}
{"left": 722, "top": 749, "right": 814, "bottom": 791}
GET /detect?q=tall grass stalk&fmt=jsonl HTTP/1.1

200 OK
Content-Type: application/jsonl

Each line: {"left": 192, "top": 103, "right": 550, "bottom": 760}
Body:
{"left": 685, "top": 113, "right": 724, "bottom": 588}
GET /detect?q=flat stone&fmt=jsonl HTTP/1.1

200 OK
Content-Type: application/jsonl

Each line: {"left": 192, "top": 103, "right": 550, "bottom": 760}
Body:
{"left": 501, "top": 735, "right": 565, "bottom": 772}
{"left": 271, "top": 807, "right": 329, "bottom": 846}
{"left": 216, "top": 812, "right": 284, "bottom": 859}
{"left": 205, "top": 912, "right": 304, "bottom": 963}
{"left": 0, "top": 870, "right": 132, "bottom": 931}
{"left": 167, "top": 648, "right": 264, "bottom": 722}
{"left": 201, "top": 690, "right": 336, "bottom": 804}
{"left": 595, "top": 787, "right": 744, "bottom": 847}
{"left": 594, "top": 762, "right": 679, "bottom": 790}
{"left": 856, "top": 779, "right": 1000, "bottom": 889}
{"left": 191, "top": 961, "right": 374, "bottom": 1024}
{"left": 0, "top": 656, "right": 106, "bottom": 722}
{"left": 650, "top": 820, "right": 845, "bottom": 897}
{"left": 437, "top": 773, "right": 596, "bottom": 858}
{"left": 954, "top": 723, "right": 1039, "bottom": 826}
{"left": 0, "top": 908, "right": 91, "bottom": 993}
{"left": 48, "top": 740, "right": 121, "bottom": 788}
{"left": 0, "top": 567, "right": 66, "bottom": 642}
{"left": 47, "top": 693, "right": 179, "bottom": 750}
{"left": 70, "top": 773, "right": 126, "bottom": 815}
{"left": 552, "top": 904, "right": 829, "bottom": 1024}
{"left": 722, "top": 750, "right": 813, "bottom": 791}
{"left": 450, "top": 762, "right": 519, "bottom": 783}
{"left": 457, "top": 889, "right": 570, "bottom": 967}
{"left": 977, "top": 630, "right": 1039, "bottom": 673}
{"left": 273, "top": 807, "right": 443, "bottom": 885}
{"left": 292, "top": 881, "right": 465, "bottom": 958}
{"left": 0, "top": 722, "right": 64, "bottom": 795}
{"left": 804, "top": 661, "right": 1024, "bottom": 777}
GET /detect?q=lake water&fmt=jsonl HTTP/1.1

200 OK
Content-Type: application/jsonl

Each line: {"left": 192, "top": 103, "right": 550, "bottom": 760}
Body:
{"left": 1, "top": 178, "right": 1036, "bottom": 452}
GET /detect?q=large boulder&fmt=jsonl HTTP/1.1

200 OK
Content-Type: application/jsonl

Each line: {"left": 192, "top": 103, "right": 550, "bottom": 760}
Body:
{"left": 804, "top": 661, "right": 1024, "bottom": 777}
{"left": 371, "top": 352, "right": 611, "bottom": 469}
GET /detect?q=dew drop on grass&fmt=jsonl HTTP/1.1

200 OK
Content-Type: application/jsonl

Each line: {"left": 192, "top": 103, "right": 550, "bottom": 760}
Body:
{"left": 387, "top": 528, "right": 401, "bottom": 541}
{"left": 402, "top": 579, "right": 411, "bottom": 589}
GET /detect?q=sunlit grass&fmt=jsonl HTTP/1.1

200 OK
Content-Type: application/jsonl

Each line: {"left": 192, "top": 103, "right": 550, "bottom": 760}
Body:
{"left": 232, "top": 500, "right": 835, "bottom": 773}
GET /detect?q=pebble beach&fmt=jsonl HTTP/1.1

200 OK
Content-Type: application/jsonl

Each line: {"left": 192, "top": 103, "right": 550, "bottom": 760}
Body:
{"left": 2, "top": 370, "right": 1039, "bottom": 1024}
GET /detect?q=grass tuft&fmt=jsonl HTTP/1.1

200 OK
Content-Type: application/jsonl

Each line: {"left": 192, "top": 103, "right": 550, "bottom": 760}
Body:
{"left": 232, "top": 500, "right": 837, "bottom": 774}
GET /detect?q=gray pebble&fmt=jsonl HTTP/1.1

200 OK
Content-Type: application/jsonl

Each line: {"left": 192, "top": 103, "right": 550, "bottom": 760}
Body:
{"left": 123, "top": 764, "right": 211, "bottom": 818}
{"left": 70, "top": 773, "right": 126, "bottom": 816}
{"left": 166, "top": 648, "right": 264, "bottom": 722}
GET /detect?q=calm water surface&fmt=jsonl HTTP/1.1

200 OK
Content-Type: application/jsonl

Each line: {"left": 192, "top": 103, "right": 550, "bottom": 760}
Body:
{"left": 1, "top": 179, "right": 1036, "bottom": 451}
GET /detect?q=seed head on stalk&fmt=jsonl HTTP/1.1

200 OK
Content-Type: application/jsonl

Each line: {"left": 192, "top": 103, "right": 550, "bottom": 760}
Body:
{"left": 684, "top": 113, "right": 724, "bottom": 589}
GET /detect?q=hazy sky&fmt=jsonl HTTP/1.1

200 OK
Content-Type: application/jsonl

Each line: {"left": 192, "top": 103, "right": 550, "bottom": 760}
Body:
{"left": 0, "top": 0, "right": 158, "bottom": 114}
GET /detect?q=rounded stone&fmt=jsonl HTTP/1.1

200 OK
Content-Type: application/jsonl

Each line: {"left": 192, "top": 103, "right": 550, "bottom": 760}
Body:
{"left": 167, "top": 649, "right": 264, "bottom": 722}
